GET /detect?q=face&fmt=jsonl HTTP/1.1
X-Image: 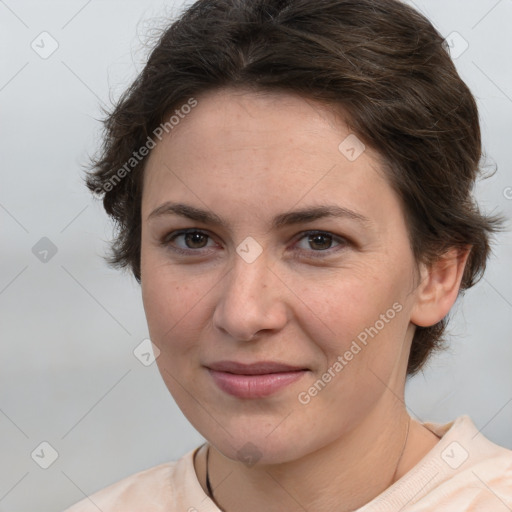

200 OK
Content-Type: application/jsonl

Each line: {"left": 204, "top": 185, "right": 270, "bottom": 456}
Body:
{"left": 140, "top": 88, "right": 421, "bottom": 464}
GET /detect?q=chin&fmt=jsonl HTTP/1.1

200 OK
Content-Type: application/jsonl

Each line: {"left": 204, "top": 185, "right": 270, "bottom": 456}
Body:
{"left": 200, "top": 416, "right": 323, "bottom": 467}
{"left": 213, "top": 436, "right": 301, "bottom": 466}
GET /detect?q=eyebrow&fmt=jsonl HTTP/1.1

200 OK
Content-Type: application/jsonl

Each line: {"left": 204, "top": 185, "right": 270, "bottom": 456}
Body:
{"left": 147, "top": 202, "right": 372, "bottom": 229}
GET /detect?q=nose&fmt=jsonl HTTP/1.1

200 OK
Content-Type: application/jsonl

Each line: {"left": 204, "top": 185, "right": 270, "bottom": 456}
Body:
{"left": 212, "top": 252, "right": 289, "bottom": 342}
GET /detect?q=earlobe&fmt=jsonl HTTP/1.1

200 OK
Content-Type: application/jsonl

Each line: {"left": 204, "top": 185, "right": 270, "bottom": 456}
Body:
{"left": 410, "top": 246, "right": 471, "bottom": 328}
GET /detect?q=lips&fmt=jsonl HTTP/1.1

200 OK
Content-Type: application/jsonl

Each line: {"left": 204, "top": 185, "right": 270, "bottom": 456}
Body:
{"left": 207, "top": 360, "right": 307, "bottom": 375}
{"left": 206, "top": 360, "right": 308, "bottom": 398}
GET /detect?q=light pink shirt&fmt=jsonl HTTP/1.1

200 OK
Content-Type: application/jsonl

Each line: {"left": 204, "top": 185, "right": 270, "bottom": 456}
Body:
{"left": 62, "top": 416, "right": 512, "bottom": 511}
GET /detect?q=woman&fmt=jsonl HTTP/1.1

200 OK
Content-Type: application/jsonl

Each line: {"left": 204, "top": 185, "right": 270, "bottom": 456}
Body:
{"left": 64, "top": 0, "right": 512, "bottom": 510}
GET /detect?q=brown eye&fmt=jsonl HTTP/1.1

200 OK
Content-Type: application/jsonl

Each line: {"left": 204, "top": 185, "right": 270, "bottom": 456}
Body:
{"left": 294, "top": 230, "right": 349, "bottom": 258}
{"left": 307, "top": 233, "right": 334, "bottom": 251}
{"left": 181, "top": 231, "right": 209, "bottom": 249}
{"left": 162, "top": 229, "right": 216, "bottom": 255}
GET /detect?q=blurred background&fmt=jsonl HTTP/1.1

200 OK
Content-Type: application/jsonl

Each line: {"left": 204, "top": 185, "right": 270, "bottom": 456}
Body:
{"left": 1, "top": 0, "right": 511, "bottom": 510}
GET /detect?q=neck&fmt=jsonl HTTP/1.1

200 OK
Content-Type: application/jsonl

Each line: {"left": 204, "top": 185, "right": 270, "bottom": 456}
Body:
{"left": 196, "top": 402, "right": 439, "bottom": 512}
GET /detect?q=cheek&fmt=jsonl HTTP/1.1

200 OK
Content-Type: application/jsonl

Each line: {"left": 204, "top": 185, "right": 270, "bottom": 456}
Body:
{"left": 143, "top": 275, "right": 197, "bottom": 341}
{"left": 140, "top": 262, "right": 217, "bottom": 421}
{"left": 307, "top": 271, "right": 404, "bottom": 341}
{"left": 141, "top": 271, "right": 203, "bottom": 398}
{"left": 299, "top": 280, "right": 408, "bottom": 415}
{"left": 141, "top": 250, "right": 196, "bottom": 347}
{"left": 303, "top": 268, "right": 410, "bottom": 386}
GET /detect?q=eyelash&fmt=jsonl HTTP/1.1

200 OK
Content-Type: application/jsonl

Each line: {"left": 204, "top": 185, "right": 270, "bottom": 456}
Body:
{"left": 160, "top": 229, "right": 350, "bottom": 259}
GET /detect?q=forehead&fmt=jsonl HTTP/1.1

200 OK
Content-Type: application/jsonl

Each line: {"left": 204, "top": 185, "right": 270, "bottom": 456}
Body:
{"left": 157, "top": 88, "right": 357, "bottom": 156}
{"left": 141, "top": 88, "right": 397, "bottom": 228}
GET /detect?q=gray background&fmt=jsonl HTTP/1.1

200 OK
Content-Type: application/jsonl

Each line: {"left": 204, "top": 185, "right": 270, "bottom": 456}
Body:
{"left": 1, "top": 1, "right": 511, "bottom": 511}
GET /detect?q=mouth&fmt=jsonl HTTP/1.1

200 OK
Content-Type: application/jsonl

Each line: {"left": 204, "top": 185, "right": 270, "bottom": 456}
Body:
{"left": 205, "top": 360, "right": 309, "bottom": 399}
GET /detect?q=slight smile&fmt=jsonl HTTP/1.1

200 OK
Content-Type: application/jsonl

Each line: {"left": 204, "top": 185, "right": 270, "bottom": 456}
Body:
{"left": 206, "top": 361, "right": 310, "bottom": 399}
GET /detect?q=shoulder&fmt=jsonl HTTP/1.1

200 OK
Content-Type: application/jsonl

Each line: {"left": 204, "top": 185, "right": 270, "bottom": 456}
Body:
{"left": 430, "top": 433, "right": 512, "bottom": 509}
{"left": 362, "top": 416, "right": 512, "bottom": 511}
{"left": 414, "top": 415, "right": 512, "bottom": 510}
{"left": 61, "top": 448, "right": 200, "bottom": 512}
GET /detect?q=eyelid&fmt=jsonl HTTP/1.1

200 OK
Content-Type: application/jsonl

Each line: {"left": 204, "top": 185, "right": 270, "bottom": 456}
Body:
{"left": 160, "top": 228, "right": 219, "bottom": 255}
{"left": 161, "top": 228, "right": 351, "bottom": 257}
{"left": 293, "top": 230, "right": 349, "bottom": 255}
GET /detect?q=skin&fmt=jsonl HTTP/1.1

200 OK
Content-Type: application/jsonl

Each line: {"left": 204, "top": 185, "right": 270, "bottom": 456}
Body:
{"left": 140, "top": 87, "right": 470, "bottom": 512}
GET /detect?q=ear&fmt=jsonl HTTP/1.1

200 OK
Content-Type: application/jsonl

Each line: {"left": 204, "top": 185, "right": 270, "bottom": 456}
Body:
{"left": 410, "top": 246, "right": 472, "bottom": 328}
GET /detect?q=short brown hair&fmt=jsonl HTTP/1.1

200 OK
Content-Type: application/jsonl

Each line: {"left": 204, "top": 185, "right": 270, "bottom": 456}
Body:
{"left": 85, "top": 0, "right": 505, "bottom": 375}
